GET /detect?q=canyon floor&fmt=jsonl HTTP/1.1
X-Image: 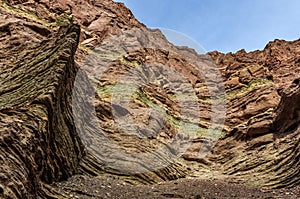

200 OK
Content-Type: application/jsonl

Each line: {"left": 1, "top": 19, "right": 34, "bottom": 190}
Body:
{"left": 52, "top": 175, "right": 300, "bottom": 199}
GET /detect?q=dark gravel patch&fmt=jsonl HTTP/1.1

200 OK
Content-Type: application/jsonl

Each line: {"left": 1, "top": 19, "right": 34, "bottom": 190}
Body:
{"left": 53, "top": 175, "right": 300, "bottom": 199}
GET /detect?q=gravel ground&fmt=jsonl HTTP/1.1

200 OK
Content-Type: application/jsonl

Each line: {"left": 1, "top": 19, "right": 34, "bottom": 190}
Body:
{"left": 53, "top": 175, "right": 300, "bottom": 199}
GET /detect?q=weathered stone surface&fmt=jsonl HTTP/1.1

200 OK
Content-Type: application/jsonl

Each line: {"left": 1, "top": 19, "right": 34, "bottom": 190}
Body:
{"left": 0, "top": 0, "right": 300, "bottom": 198}
{"left": 0, "top": 14, "right": 83, "bottom": 197}
{"left": 207, "top": 39, "right": 300, "bottom": 188}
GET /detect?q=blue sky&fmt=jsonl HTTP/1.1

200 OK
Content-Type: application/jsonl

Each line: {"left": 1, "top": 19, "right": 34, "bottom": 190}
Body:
{"left": 115, "top": 0, "right": 300, "bottom": 53}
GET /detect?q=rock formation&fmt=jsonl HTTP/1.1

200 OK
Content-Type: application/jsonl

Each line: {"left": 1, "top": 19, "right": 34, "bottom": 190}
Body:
{"left": 0, "top": 0, "right": 299, "bottom": 198}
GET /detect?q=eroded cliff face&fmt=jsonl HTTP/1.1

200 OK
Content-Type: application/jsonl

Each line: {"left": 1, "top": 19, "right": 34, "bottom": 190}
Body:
{"left": 0, "top": 11, "right": 84, "bottom": 197}
{"left": 207, "top": 40, "right": 300, "bottom": 188}
{"left": 0, "top": 0, "right": 299, "bottom": 198}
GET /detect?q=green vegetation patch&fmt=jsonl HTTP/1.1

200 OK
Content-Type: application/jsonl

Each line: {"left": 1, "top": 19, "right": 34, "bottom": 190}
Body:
{"left": 0, "top": 1, "right": 52, "bottom": 27}
{"left": 226, "top": 78, "right": 273, "bottom": 99}
{"left": 96, "top": 83, "right": 225, "bottom": 139}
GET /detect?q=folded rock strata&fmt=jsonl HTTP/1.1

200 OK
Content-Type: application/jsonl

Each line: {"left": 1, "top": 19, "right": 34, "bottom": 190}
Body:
{"left": 0, "top": 0, "right": 299, "bottom": 198}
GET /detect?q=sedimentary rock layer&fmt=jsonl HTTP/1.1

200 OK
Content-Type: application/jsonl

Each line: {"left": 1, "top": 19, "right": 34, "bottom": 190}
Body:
{"left": 0, "top": 0, "right": 299, "bottom": 198}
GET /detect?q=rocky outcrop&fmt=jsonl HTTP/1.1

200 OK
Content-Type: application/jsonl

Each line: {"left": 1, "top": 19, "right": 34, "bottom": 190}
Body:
{"left": 0, "top": 0, "right": 299, "bottom": 198}
{"left": 0, "top": 15, "right": 82, "bottom": 198}
{"left": 207, "top": 40, "right": 300, "bottom": 188}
